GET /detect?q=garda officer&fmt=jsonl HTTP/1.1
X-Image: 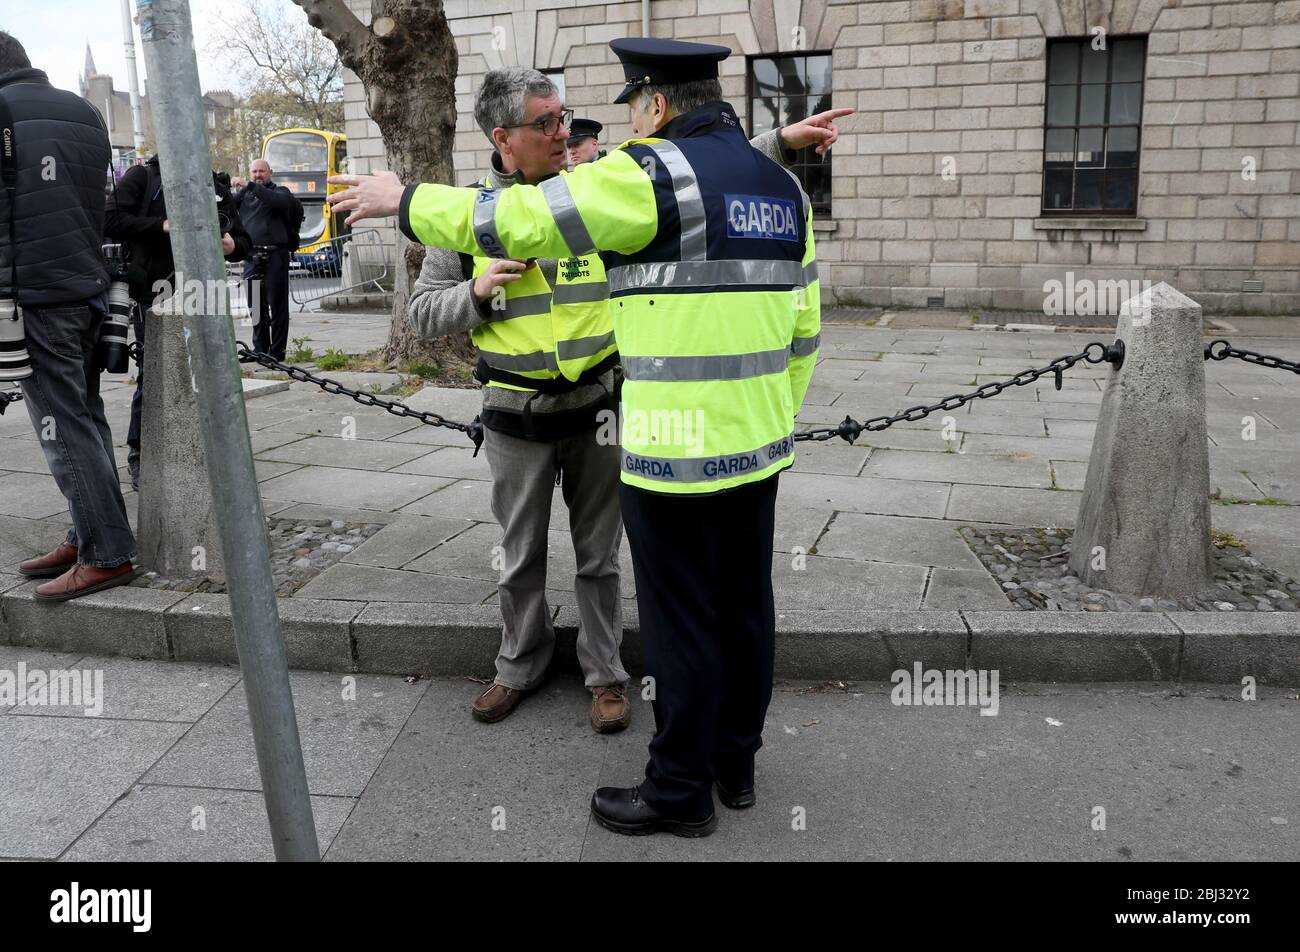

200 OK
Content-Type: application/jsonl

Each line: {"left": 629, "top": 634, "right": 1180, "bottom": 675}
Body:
{"left": 330, "top": 37, "right": 842, "bottom": 838}
{"left": 566, "top": 118, "right": 605, "bottom": 166}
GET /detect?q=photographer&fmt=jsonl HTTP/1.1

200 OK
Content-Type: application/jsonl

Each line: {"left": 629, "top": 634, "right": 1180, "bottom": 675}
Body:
{"left": 231, "top": 159, "right": 300, "bottom": 361}
{"left": 0, "top": 31, "right": 138, "bottom": 600}
{"left": 104, "top": 155, "right": 251, "bottom": 489}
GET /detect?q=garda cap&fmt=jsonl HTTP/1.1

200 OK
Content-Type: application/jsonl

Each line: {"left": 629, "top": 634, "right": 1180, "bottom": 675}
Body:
{"left": 609, "top": 37, "right": 731, "bottom": 105}
{"left": 566, "top": 118, "right": 603, "bottom": 145}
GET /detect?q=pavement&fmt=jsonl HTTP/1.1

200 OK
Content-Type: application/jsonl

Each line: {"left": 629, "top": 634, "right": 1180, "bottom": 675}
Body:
{"left": 1, "top": 643, "right": 1295, "bottom": 861}
{"left": 4, "top": 309, "right": 1299, "bottom": 615}
{"left": 2, "top": 309, "right": 1299, "bottom": 862}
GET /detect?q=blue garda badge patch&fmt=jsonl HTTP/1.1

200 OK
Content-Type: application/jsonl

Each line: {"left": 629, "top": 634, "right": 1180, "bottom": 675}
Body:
{"left": 725, "top": 194, "right": 799, "bottom": 241}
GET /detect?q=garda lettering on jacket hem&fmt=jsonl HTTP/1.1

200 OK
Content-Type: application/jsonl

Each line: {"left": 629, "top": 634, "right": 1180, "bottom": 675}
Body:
{"left": 725, "top": 194, "right": 798, "bottom": 242}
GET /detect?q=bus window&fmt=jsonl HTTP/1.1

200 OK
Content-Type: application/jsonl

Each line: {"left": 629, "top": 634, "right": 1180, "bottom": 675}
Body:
{"left": 265, "top": 132, "right": 327, "bottom": 175}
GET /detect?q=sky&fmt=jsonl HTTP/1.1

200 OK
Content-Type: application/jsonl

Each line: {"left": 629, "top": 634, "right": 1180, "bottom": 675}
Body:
{"left": 2, "top": 0, "right": 301, "bottom": 97}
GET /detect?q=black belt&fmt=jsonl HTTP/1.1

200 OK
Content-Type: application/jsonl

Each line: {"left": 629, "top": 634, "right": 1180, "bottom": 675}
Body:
{"left": 473, "top": 350, "right": 619, "bottom": 394}
{"left": 474, "top": 351, "right": 620, "bottom": 440}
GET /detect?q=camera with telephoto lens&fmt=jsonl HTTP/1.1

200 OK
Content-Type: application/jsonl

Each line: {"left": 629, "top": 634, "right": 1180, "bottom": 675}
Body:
{"left": 0, "top": 292, "right": 32, "bottom": 382}
{"left": 98, "top": 243, "right": 134, "bottom": 374}
{"left": 248, "top": 244, "right": 273, "bottom": 277}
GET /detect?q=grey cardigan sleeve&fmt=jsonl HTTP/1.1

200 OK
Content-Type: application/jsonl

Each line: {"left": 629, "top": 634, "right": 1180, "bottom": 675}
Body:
{"left": 749, "top": 128, "right": 798, "bottom": 167}
{"left": 406, "top": 245, "right": 489, "bottom": 339}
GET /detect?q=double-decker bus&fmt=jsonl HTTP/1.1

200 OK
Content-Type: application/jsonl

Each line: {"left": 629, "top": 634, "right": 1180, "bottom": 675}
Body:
{"left": 260, "top": 128, "right": 348, "bottom": 272}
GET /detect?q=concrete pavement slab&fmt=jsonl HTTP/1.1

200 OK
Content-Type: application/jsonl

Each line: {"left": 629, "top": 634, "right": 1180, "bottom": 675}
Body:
{"left": 6, "top": 656, "right": 239, "bottom": 722}
{"left": 0, "top": 715, "right": 186, "bottom": 859}
{"left": 945, "top": 485, "right": 1081, "bottom": 527}
{"left": 324, "top": 679, "right": 605, "bottom": 861}
{"left": 341, "top": 514, "right": 478, "bottom": 569}
{"left": 923, "top": 568, "right": 1014, "bottom": 609}
{"left": 772, "top": 555, "right": 927, "bottom": 610}
{"left": 862, "top": 448, "right": 1055, "bottom": 489}
{"left": 814, "top": 512, "right": 988, "bottom": 571}
{"left": 61, "top": 785, "right": 356, "bottom": 862}
{"left": 257, "top": 435, "right": 432, "bottom": 472}
{"left": 0, "top": 472, "right": 69, "bottom": 519}
{"left": 389, "top": 446, "right": 493, "bottom": 481}
{"left": 142, "top": 670, "right": 429, "bottom": 797}
{"left": 256, "top": 466, "right": 453, "bottom": 511}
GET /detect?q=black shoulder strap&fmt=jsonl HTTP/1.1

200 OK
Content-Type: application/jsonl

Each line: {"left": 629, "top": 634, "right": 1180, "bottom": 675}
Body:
{"left": 0, "top": 91, "right": 18, "bottom": 296}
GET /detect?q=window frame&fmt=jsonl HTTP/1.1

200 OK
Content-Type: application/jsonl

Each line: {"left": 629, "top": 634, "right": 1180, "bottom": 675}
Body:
{"left": 745, "top": 50, "right": 835, "bottom": 216}
{"left": 1040, "top": 34, "right": 1148, "bottom": 218}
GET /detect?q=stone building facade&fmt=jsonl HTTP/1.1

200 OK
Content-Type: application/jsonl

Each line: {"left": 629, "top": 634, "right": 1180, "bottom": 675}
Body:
{"left": 342, "top": 0, "right": 1300, "bottom": 315}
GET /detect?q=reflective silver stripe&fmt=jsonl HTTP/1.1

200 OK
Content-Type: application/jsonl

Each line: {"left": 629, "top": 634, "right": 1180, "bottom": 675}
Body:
{"left": 801, "top": 260, "right": 819, "bottom": 285}
{"left": 540, "top": 176, "right": 596, "bottom": 256}
{"left": 551, "top": 281, "right": 610, "bottom": 304}
{"left": 623, "top": 433, "right": 795, "bottom": 484}
{"left": 622, "top": 349, "right": 789, "bottom": 382}
{"left": 556, "top": 331, "right": 615, "bottom": 362}
{"left": 648, "top": 141, "right": 707, "bottom": 261}
{"left": 479, "top": 349, "right": 559, "bottom": 373}
{"left": 473, "top": 188, "right": 508, "bottom": 258}
{"left": 607, "top": 258, "right": 805, "bottom": 293}
{"left": 790, "top": 334, "right": 820, "bottom": 358}
{"left": 481, "top": 292, "right": 553, "bottom": 323}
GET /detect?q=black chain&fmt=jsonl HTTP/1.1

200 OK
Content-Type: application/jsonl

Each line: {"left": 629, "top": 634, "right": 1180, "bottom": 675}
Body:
{"left": 1205, "top": 339, "right": 1300, "bottom": 376}
{"left": 795, "top": 340, "right": 1126, "bottom": 444}
{"left": 236, "top": 342, "right": 485, "bottom": 453}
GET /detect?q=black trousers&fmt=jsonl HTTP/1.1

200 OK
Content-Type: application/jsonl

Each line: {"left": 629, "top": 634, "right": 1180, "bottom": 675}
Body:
{"left": 246, "top": 248, "right": 291, "bottom": 361}
{"left": 619, "top": 473, "right": 779, "bottom": 819}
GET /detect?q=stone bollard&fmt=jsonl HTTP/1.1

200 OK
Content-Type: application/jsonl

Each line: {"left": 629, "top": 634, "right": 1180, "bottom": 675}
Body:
{"left": 136, "top": 301, "right": 225, "bottom": 578}
{"left": 1069, "top": 282, "right": 1212, "bottom": 596}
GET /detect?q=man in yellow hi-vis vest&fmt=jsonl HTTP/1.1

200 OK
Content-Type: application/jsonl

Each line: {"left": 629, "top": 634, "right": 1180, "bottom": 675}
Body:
{"left": 332, "top": 38, "right": 847, "bottom": 838}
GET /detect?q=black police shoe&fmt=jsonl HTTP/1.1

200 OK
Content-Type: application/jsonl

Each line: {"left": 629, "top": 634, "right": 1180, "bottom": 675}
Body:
{"left": 590, "top": 785, "right": 717, "bottom": 837}
{"left": 714, "top": 779, "right": 756, "bottom": 810}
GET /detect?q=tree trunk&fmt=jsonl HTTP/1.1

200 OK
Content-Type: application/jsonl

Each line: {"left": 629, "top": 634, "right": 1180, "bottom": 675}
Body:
{"left": 293, "top": 0, "right": 475, "bottom": 370}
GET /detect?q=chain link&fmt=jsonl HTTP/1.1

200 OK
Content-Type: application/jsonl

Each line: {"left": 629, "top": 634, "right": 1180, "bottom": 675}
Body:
{"left": 794, "top": 340, "right": 1125, "bottom": 444}
{"left": 1205, "top": 338, "right": 1300, "bottom": 376}
{"left": 235, "top": 342, "right": 484, "bottom": 452}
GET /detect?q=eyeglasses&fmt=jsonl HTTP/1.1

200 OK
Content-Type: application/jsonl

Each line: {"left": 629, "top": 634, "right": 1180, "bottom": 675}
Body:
{"left": 503, "top": 108, "right": 574, "bottom": 137}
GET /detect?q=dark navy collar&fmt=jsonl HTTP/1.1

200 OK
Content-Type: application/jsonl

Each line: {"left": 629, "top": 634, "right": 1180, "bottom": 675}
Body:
{"left": 0, "top": 68, "right": 50, "bottom": 90}
{"left": 655, "top": 101, "right": 743, "bottom": 141}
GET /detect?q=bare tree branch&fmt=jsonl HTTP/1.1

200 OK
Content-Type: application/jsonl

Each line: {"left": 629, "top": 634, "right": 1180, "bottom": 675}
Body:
{"left": 290, "top": 0, "right": 371, "bottom": 72}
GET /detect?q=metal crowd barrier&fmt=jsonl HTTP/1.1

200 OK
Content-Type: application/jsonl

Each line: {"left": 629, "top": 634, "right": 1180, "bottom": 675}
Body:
{"left": 288, "top": 228, "right": 391, "bottom": 311}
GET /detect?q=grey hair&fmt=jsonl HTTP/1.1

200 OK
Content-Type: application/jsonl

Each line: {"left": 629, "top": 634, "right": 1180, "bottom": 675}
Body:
{"left": 635, "top": 78, "right": 723, "bottom": 118}
{"left": 474, "top": 67, "right": 559, "bottom": 142}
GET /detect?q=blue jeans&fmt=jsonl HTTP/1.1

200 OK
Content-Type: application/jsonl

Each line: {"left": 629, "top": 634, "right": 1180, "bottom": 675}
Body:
{"left": 19, "top": 300, "right": 138, "bottom": 568}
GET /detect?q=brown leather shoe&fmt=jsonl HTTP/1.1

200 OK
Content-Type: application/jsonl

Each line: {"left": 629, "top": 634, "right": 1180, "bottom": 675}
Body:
{"left": 470, "top": 682, "right": 527, "bottom": 723}
{"left": 591, "top": 685, "right": 631, "bottom": 734}
{"left": 18, "top": 543, "right": 79, "bottom": 578}
{"left": 34, "top": 562, "right": 136, "bottom": 602}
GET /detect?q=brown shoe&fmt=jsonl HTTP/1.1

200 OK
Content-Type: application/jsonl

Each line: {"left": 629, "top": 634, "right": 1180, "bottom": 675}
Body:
{"left": 18, "top": 543, "right": 79, "bottom": 578}
{"left": 470, "top": 682, "right": 527, "bottom": 723}
{"left": 591, "top": 685, "right": 631, "bottom": 734}
{"left": 34, "top": 562, "right": 137, "bottom": 602}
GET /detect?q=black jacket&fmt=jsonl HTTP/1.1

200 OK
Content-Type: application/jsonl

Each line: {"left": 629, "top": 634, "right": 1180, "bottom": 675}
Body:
{"left": 104, "top": 155, "right": 251, "bottom": 303}
{"left": 232, "top": 180, "right": 298, "bottom": 247}
{"left": 0, "top": 68, "right": 111, "bottom": 307}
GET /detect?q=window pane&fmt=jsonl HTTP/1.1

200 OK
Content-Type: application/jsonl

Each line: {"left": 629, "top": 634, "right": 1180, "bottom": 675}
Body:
{"left": 1079, "top": 84, "right": 1106, "bottom": 125}
{"left": 1075, "top": 169, "right": 1104, "bottom": 208}
{"left": 1043, "top": 169, "right": 1073, "bottom": 209}
{"left": 1104, "top": 170, "right": 1136, "bottom": 210}
{"left": 752, "top": 58, "right": 780, "bottom": 98}
{"left": 1048, "top": 43, "right": 1079, "bottom": 84}
{"left": 1045, "top": 128, "right": 1075, "bottom": 166}
{"left": 783, "top": 96, "right": 810, "bottom": 126}
{"left": 1080, "top": 45, "right": 1109, "bottom": 84}
{"left": 1076, "top": 127, "right": 1104, "bottom": 167}
{"left": 806, "top": 55, "right": 832, "bottom": 96}
{"left": 1046, "top": 83, "right": 1077, "bottom": 125}
{"left": 804, "top": 163, "right": 831, "bottom": 211}
{"left": 751, "top": 97, "right": 778, "bottom": 135}
{"left": 1107, "top": 127, "right": 1138, "bottom": 167}
{"left": 1109, "top": 83, "right": 1142, "bottom": 123}
{"left": 778, "top": 57, "right": 805, "bottom": 96}
{"left": 1112, "top": 40, "right": 1145, "bottom": 82}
